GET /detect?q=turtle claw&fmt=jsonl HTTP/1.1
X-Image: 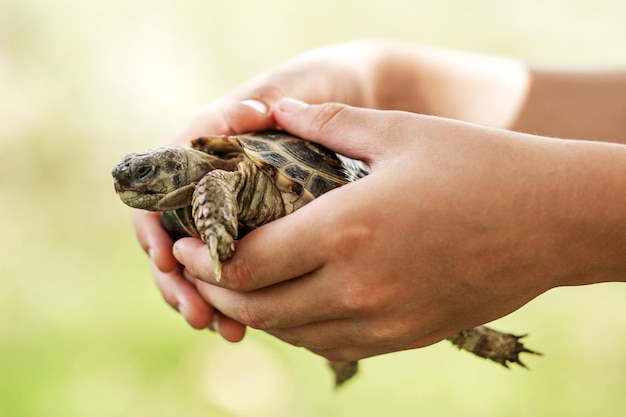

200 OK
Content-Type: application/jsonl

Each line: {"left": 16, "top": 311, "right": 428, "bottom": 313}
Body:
{"left": 213, "top": 261, "right": 223, "bottom": 283}
{"left": 448, "top": 326, "right": 541, "bottom": 369}
{"left": 192, "top": 171, "right": 238, "bottom": 283}
{"left": 208, "top": 234, "right": 223, "bottom": 282}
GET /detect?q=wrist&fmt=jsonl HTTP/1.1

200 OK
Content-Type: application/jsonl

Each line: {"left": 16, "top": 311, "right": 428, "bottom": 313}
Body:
{"left": 424, "top": 122, "right": 626, "bottom": 294}
{"left": 532, "top": 139, "right": 626, "bottom": 287}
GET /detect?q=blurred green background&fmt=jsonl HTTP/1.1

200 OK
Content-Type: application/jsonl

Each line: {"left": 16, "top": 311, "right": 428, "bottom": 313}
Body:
{"left": 2, "top": 0, "right": 626, "bottom": 416}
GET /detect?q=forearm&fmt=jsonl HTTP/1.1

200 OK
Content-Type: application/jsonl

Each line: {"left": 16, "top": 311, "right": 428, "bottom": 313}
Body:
{"left": 512, "top": 70, "right": 626, "bottom": 143}
{"left": 410, "top": 120, "right": 626, "bottom": 290}
{"left": 367, "top": 41, "right": 530, "bottom": 127}
{"left": 431, "top": 123, "right": 626, "bottom": 289}
{"left": 546, "top": 139, "right": 626, "bottom": 285}
{"left": 366, "top": 41, "right": 626, "bottom": 143}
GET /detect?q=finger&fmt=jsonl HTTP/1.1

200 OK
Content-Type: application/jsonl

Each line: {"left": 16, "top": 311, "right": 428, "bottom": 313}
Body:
{"left": 225, "top": 99, "right": 275, "bottom": 133}
{"left": 172, "top": 83, "right": 293, "bottom": 145}
{"left": 152, "top": 261, "right": 247, "bottom": 338}
{"left": 309, "top": 327, "right": 450, "bottom": 363}
{"left": 213, "top": 311, "right": 247, "bottom": 342}
{"left": 133, "top": 206, "right": 212, "bottom": 328}
{"left": 172, "top": 237, "right": 216, "bottom": 283}
{"left": 174, "top": 54, "right": 364, "bottom": 145}
{"left": 222, "top": 83, "right": 284, "bottom": 133}
{"left": 216, "top": 78, "right": 329, "bottom": 134}
{"left": 132, "top": 209, "right": 179, "bottom": 273}
{"left": 193, "top": 270, "right": 344, "bottom": 330}
{"left": 270, "top": 321, "right": 385, "bottom": 361}
{"left": 269, "top": 319, "right": 368, "bottom": 352}
{"left": 198, "top": 276, "right": 443, "bottom": 360}
{"left": 170, "top": 40, "right": 371, "bottom": 146}
{"left": 151, "top": 262, "right": 214, "bottom": 330}
{"left": 222, "top": 61, "right": 356, "bottom": 134}
{"left": 174, "top": 207, "right": 326, "bottom": 291}
{"left": 273, "top": 98, "right": 393, "bottom": 164}
{"left": 177, "top": 95, "right": 276, "bottom": 143}
{"left": 271, "top": 318, "right": 448, "bottom": 361}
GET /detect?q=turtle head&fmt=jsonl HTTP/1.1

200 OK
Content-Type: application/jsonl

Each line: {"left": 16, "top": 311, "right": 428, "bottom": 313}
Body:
{"left": 112, "top": 146, "right": 217, "bottom": 211}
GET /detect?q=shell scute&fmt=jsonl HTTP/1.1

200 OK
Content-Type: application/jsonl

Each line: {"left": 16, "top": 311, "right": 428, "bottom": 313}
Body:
{"left": 236, "top": 131, "right": 360, "bottom": 197}
{"left": 283, "top": 164, "right": 311, "bottom": 184}
{"left": 237, "top": 137, "right": 273, "bottom": 152}
{"left": 258, "top": 151, "right": 290, "bottom": 169}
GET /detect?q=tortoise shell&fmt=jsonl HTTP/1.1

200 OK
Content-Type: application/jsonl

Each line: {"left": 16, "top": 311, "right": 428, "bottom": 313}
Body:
{"left": 193, "top": 130, "right": 368, "bottom": 198}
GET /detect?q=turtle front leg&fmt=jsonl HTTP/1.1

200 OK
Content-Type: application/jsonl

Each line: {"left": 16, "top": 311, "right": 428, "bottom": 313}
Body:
{"left": 192, "top": 171, "right": 239, "bottom": 282}
{"left": 192, "top": 161, "right": 285, "bottom": 282}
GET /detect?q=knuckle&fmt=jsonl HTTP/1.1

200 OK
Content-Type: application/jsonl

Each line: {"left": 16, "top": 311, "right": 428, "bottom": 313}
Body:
{"left": 221, "top": 256, "right": 255, "bottom": 291}
{"left": 323, "top": 221, "right": 380, "bottom": 315}
{"left": 236, "top": 299, "right": 270, "bottom": 330}
{"left": 325, "top": 214, "right": 373, "bottom": 260}
{"left": 310, "top": 103, "right": 347, "bottom": 136}
{"left": 362, "top": 322, "right": 402, "bottom": 346}
{"left": 338, "top": 280, "right": 380, "bottom": 315}
{"left": 250, "top": 83, "right": 285, "bottom": 104}
{"left": 161, "top": 292, "right": 180, "bottom": 312}
{"left": 186, "top": 262, "right": 213, "bottom": 285}
{"left": 152, "top": 270, "right": 182, "bottom": 311}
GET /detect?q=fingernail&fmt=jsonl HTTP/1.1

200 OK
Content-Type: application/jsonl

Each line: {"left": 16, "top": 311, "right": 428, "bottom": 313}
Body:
{"left": 209, "top": 313, "right": 220, "bottom": 333}
{"left": 276, "top": 98, "right": 307, "bottom": 113}
{"left": 171, "top": 240, "right": 183, "bottom": 262}
{"left": 181, "top": 268, "right": 194, "bottom": 284}
{"left": 177, "top": 301, "right": 187, "bottom": 317}
{"left": 240, "top": 99, "right": 269, "bottom": 114}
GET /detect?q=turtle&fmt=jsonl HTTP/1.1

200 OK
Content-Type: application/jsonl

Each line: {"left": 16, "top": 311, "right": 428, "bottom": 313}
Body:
{"left": 112, "top": 130, "right": 540, "bottom": 386}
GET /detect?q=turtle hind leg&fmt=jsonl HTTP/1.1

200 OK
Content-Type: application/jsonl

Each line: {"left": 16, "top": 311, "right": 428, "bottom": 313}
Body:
{"left": 447, "top": 325, "right": 542, "bottom": 369}
{"left": 328, "top": 360, "right": 359, "bottom": 388}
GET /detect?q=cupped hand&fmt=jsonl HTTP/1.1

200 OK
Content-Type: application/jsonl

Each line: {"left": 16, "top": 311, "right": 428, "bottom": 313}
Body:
{"left": 131, "top": 43, "right": 375, "bottom": 338}
{"left": 174, "top": 98, "right": 582, "bottom": 362}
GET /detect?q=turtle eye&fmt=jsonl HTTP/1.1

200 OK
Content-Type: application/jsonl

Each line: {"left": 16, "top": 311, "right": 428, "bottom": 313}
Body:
{"left": 137, "top": 165, "right": 154, "bottom": 180}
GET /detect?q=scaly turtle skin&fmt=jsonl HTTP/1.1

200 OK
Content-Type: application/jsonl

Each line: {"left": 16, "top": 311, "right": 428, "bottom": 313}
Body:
{"left": 112, "top": 131, "right": 540, "bottom": 387}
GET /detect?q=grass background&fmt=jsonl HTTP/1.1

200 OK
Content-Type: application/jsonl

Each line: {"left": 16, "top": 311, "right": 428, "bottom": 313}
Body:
{"left": 1, "top": 0, "right": 626, "bottom": 416}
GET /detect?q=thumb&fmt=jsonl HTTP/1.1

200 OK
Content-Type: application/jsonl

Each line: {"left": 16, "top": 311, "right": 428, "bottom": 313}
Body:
{"left": 273, "top": 98, "right": 388, "bottom": 162}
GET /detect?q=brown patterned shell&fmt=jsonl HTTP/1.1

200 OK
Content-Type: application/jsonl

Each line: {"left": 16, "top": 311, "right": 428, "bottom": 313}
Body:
{"left": 234, "top": 131, "right": 368, "bottom": 196}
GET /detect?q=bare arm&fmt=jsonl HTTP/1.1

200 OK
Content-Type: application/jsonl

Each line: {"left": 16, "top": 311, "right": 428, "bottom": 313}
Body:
{"left": 512, "top": 70, "right": 626, "bottom": 142}
{"left": 171, "top": 40, "right": 626, "bottom": 143}
{"left": 362, "top": 41, "right": 626, "bottom": 142}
